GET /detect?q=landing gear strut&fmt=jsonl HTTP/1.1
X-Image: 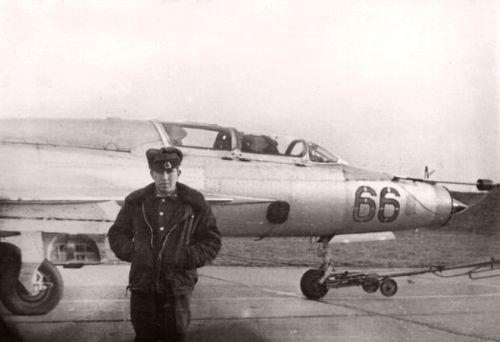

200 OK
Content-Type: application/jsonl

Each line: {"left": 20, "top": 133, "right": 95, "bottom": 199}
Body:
{"left": 300, "top": 236, "right": 334, "bottom": 300}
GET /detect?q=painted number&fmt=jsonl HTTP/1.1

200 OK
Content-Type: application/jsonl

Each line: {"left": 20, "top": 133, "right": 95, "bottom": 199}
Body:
{"left": 352, "top": 186, "right": 376, "bottom": 222}
{"left": 378, "top": 187, "right": 401, "bottom": 222}
{"left": 353, "top": 186, "right": 401, "bottom": 223}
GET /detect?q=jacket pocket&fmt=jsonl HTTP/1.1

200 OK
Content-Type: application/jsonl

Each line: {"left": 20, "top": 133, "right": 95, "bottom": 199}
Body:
{"left": 119, "top": 239, "right": 134, "bottom": 262}
{"left": 169, "top": 268, "right": 198, "bottom": 292}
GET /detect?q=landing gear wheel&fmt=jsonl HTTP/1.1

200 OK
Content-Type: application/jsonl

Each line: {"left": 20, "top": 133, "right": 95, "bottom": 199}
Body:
{"left": 300, "top": 269, "right": 329, "bottom": 300}
{"left": 0, "top": 260, "right": 63, "bottom": 315}
{"left": 380, "top": 278, "right": 398, "bottom": 297}
{"left": 362, "top": 280, "right": 379, "bottom": 293}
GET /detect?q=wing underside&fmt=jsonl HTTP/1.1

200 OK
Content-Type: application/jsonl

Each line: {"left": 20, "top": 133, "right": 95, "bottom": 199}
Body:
{"left": 0, "top": 194, "right": 277, "bottom": 235}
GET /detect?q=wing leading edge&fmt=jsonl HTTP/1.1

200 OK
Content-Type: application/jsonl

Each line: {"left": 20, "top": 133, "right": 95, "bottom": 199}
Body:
{"left": 0, "top": 193, "right": 278, "bottom": 235}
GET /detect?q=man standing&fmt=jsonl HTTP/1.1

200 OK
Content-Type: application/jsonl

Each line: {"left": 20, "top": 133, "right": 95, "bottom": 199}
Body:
{"left": 108, "top": 147, "right": 221, "bottom": 342}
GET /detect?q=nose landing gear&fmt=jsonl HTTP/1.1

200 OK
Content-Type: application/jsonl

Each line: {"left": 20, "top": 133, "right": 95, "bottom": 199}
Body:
{"left": 300, "top": 268, "right": 400, "bottom": 299}
{"left": 300, "top": 237, "right": 500, "bottom": 300}
{"left": 299, "top": 236, "right": 401, "bottom": 300}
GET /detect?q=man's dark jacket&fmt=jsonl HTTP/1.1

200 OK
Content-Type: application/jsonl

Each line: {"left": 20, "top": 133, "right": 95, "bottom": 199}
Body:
{"left": 108, "top": 182, "right": 221, "bottom": 295}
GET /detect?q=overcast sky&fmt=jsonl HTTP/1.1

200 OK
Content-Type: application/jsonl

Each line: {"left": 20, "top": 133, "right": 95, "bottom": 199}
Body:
{"left": 1, "top": 0, "right": 498, "bottom": 183}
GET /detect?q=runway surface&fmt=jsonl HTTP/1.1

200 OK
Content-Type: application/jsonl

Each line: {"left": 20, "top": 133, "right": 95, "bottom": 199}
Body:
{"left": 3, "top": 264, "right": 500, "bottom": 342}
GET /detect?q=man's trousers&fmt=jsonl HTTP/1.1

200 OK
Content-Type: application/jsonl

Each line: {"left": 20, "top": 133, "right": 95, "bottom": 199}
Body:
{"left": 130, "top": 291, "right": 191, "bottom": 342}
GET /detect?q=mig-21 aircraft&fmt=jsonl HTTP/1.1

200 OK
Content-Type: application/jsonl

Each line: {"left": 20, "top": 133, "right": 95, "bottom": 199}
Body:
{"left": 0, "top": 118, "right": 495, "bottom": 315}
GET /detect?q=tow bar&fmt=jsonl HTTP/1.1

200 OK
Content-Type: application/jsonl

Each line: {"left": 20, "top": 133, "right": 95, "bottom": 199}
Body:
{"left": 300, "top": 257, "right": 500, "bottom": 299}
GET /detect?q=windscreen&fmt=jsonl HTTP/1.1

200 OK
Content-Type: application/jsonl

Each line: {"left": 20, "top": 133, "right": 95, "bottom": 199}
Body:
{"left": 308, "top": 143, "right": 339, "bottom": 163}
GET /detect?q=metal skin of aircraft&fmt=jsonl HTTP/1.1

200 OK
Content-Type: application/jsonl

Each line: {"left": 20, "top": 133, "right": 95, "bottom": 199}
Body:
{"left": 0, "top": 117, "right": 490, "bottom": 315}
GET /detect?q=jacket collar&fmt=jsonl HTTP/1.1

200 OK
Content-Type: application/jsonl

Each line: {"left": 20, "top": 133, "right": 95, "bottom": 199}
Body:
{"left": 176, "top": 182, "right": 208, "bottom": 212}
{"left": 125, "top": 183, "right": 156, "bottom": 204}
{"left": 126, "top": 182, "right": 208, "bottom": 213}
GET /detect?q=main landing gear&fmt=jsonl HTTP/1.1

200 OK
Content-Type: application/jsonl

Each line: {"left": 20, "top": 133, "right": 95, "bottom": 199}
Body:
{"left": 0, "top": 242, "right": 64, "bottom": 315}
{"left": 300, "top": 236, "right": 399, "bottom": 300}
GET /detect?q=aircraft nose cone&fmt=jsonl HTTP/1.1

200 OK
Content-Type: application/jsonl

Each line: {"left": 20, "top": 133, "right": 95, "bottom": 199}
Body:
{"left": 451, "top": 198, "right": 468, "bottom": 215}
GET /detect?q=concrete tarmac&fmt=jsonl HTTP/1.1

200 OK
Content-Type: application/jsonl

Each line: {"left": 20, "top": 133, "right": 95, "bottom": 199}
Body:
{"left": 2, "top": 264, "right": 500, "bottom": 342}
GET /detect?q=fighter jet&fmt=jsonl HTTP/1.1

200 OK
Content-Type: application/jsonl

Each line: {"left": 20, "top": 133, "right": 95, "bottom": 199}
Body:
{"left": 0, "top": 117, "right": 491, "bottom": 315}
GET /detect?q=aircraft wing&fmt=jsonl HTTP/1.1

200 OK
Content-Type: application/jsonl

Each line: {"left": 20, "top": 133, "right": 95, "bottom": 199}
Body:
{"left": 0, "top": 193, "right": 279, "bottom": 236}
{"left": 0, "top": 198, "right": 122, "bottom": 235}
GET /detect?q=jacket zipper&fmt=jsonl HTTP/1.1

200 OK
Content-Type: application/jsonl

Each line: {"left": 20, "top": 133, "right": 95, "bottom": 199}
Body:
{"left": 158, "top": 225, "right": 177, "bottom": 263}
{"left": 156, "top": 214, "right": 194, "bottom": 291}
{"left": 156, "top": 224, "right": 177, "bottom": 292}
{"left": 158, "top": 212, "right": 194, "bottom": 262}
{"left": 141, "top": 202, "right": 154, "bottom": 250}
{"left": 141, "top": 201, "right": 194, "bottom": 292}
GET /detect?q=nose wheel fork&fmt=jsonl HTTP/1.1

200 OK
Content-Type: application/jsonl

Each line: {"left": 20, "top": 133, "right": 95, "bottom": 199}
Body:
{"left": 317, "top": 236, "right": 335, "bottom": 283}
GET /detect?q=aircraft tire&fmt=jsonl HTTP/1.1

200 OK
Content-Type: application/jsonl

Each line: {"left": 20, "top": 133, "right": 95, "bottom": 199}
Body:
{"left": 380, "top": 278, "right": 398, "bottom": 297}
{"left": 361, "top": 280, "right": 379, "bottom": 293}
{"left": 0, "top": 260, "right": 63, "bottom": 315}
{"left": 300, "top": 269, "right": 328, "bottom": 300}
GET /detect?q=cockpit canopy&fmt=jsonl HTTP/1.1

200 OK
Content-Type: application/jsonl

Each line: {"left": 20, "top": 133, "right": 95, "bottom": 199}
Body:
{"left": 0, "top": 118, "right": 344, "bottom": 165}
{"left": 162, "top": 122, "right": 344, "bottom": 164}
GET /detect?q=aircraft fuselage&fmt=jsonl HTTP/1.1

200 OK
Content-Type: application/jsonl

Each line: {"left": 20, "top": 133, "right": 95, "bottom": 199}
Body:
{"left": 0, "top": 118, "right": 464, "bottom": 315}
